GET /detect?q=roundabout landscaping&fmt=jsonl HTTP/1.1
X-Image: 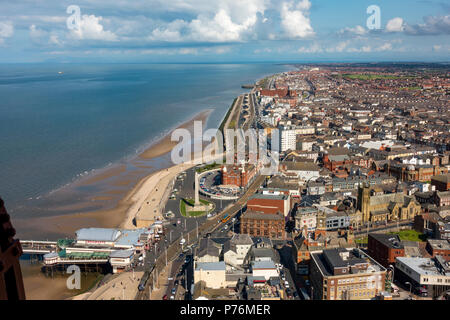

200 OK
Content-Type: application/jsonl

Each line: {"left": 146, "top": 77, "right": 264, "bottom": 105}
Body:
{"left": 179, "top": 198, "right": 215, "bottom": 218}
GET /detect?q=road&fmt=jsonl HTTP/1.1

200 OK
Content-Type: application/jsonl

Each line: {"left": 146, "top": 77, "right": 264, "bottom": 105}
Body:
{"left": 276, "top": 242, "right": 301, "bottom": 300}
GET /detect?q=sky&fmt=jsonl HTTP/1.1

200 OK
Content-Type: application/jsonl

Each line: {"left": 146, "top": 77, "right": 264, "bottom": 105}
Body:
{"left": 0, "top": 0, "right": 449, "bottom": 63}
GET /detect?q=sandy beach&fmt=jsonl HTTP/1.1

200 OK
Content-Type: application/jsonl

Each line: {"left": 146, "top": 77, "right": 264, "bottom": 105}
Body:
{"left": 14, "top": 108, "right": 214, "bottom": 239}
{"left": 15, "top": 108, "right": 222, "bottom": 300}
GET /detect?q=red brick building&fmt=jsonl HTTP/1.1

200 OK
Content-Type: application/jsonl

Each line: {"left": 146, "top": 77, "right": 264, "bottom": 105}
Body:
{"left": 431, "top": 174, "right": 450, "bottom": 191}
{"left": 240, "top": 210, "right": 285, "bottom": 239}
{"left": 323, "top": 154, "right": 352, "bottom": 171}
{"left": 367, "top": 233, "right": 405, "bottom": 267}
{"left": 221, "top": 164, "right": 256, "bottom": 188}
{"left": 246, "top": 192, "right": 291, "bottom": 217}
{"left": 426, "top": 239, "right": 450, "bottom": 261}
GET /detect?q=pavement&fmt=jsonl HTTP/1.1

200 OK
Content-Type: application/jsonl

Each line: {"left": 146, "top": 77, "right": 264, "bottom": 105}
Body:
{"left": 77, "top": 270, "right": 144, "bottom": 300}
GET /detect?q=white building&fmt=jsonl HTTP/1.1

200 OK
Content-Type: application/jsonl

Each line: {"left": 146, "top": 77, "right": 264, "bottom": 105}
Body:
{"left": 281, "top": 161, "right": 320, "bottom": 182}
{"left": 295, "top": 126, "right": 315, "bottom": 135}
{"left": 396, "top": 256, "right": 450, "bottom": 287}
{"left": 295, "top": 207, "right": 318, "bottom": 232}
{"left": 109, "top": 249, "right": 135, "bottom": 273}
{"left": 223, "top": 234, "right": 253, "bottom": 267}
{"left": 194, "top": 261, "right": 227, "bottom": 289}
{"left": 252, "top": 260, "right": 279, "bottom": 280}
{"left": 279, "top": 126, "right": 297, "bottom": 152}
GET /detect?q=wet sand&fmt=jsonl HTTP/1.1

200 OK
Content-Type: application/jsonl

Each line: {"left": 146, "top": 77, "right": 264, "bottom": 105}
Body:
{"left": 16, "top": 108, "right": 214, "bottom": 300}
{"left": 15, "top": 108, "right": 213, "bottom": 240}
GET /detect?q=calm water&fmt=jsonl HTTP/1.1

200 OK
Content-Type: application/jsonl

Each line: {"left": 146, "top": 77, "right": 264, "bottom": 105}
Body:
{"left": 0, "top": 63, "right": 291, "bottom": 218}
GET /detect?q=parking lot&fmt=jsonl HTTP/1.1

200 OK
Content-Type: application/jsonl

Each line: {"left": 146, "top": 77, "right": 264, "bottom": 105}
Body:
{"left": 199, "top": 169, "right": 242, "bottom": 199}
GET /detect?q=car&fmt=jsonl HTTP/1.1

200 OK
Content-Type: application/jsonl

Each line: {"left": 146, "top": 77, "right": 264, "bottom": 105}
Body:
{"left": 171, "top": 288, "right": 176, "bottom": 295}
{"left": 162, "top": 294, "right": 168, "bottom": 300}
{"left": 414, "top": 286, "right": 428, "bottom": 297}
{"left": 170, "top": 295, "right": 175, "bottom": 300}
{"left": 305, "top": 280, "right": 310, "bottom": 286}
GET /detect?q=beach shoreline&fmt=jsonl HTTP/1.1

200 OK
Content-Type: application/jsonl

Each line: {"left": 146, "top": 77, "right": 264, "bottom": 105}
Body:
{"left": 17, "top": 108, "right": 218, "bottom": 300}
{"left": 14, "top": 108, "right": 214, "bottom": 241}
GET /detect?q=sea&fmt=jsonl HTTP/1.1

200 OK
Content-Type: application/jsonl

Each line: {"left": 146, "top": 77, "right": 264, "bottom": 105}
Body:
{"left": 0, "top": 63, "right": 292, "bottom": 227}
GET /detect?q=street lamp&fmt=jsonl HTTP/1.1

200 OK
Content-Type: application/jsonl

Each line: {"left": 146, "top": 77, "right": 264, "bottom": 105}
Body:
{"left": 405, "top": 281, "right": 412, "bottom": 297}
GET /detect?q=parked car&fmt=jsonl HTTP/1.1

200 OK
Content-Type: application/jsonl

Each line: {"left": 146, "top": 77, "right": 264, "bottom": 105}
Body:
{"left": 171, "top": 288, "right": 176, "bottom": 295}
{"left": 414, "top": 286, "right": 428, "bottom": 297}
{"left": 170, "top": 295, "right": 175, "bottom": 300}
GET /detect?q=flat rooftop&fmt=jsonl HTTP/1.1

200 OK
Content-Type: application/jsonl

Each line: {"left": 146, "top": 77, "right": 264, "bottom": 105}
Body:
{"left": 396, "top": 257, "right": 450, "bottom": 277}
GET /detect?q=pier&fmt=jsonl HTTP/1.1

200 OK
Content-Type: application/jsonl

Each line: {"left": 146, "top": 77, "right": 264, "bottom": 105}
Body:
{"left": 21, "top": 240, "right": 58, "bottom": 254}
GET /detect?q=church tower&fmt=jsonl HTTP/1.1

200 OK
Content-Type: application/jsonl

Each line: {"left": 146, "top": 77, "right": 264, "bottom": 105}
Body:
{"left": 357, "top": 183, "right": 371, "bottom": 223}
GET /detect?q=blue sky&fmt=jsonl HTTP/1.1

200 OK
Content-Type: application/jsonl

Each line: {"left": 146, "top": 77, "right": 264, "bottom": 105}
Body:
{"left": 0, "top": 0, "right": 449, "bottom": 63}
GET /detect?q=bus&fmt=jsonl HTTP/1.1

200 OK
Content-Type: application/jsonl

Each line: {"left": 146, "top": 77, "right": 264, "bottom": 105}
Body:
{"left": 138, "top": 271, "right": 150, "bottom": 291}
{"left": 222, "top": 214, "right": 231, "bottom": 223}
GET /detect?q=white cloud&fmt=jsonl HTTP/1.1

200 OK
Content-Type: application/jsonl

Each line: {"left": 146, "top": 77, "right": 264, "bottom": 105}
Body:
{"left": 148, "top": 0, "right": 267, "bottom": 42}
{"left": 404, "top": 15, "right": 450, "bottom": 35}
{"left": 298, "top": 42, "right": 323, "bottom": 53}
{"left": 29, "top": 24, "right": 63, "bottom": 46}
{"left": 325, "top": 41, "right": 350, "bottom": 53}
{"left": 280, "top": 0, "right": 315, "bottom": 39}
{"left": 69, "top": 15, "right": 118, "bottom": 41}
{"left": 29, "top": 24, "right": 47, "bottom": 41}
{"left": 386, "top": 17, "right": 405, "bottom": 32}
{"left": 49, "top": 34, "right": 61, "bottom": 46}
{"left": 0, "top": 21, "right": 14, "bottom": 44}
{"left": 338, "top": 25, "right": 367, "bottom": 36}
{"left": 376, "top": 42, "right": 392, "bottom": 51}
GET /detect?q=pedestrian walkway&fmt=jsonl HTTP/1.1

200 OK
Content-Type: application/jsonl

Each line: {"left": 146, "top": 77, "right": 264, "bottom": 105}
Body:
{"left": 150, "top": 261, "right": 173, "bottom": 300}
{"left": 73, "top": 270, "right": 144, "bottom": 300}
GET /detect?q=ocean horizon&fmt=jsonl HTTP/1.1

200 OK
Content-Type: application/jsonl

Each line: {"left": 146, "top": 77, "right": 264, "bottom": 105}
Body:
{"left": 0, "top": 63, "right": 292, "bottom": 221}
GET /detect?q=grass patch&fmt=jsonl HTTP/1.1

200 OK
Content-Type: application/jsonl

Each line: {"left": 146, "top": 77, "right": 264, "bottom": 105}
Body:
{"left": 180, "top": 198, "right": 213, "bottom": 217}
{"left": 388, "top": 229, "right": 426, "bottom": 242}
{"left": 219, "top": 98, "right": 237, "bottom": 134}
{"left": 196, "top": 162, "right": 221, "bottom": 173}
{"left": 355, "top": 237, "right": 368, "bottom": 244}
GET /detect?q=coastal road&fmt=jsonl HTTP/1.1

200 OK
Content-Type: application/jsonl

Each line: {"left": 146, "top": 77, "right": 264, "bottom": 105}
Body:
{"left": 161, "top": 165, "right": 235, "bottom": 246}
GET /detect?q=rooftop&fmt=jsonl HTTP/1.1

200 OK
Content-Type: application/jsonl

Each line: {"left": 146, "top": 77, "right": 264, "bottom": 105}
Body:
{"left": 396, "top": 256, "right": 450, "bottom": 277}
{"left": 369, "top": 233, "right": 404, "bottom": 249}
{"left": 76, "top": 228, "right": 121, "bottom": 242}
{"left": 195, "top": 261, "right": 226, "bottom": 271}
